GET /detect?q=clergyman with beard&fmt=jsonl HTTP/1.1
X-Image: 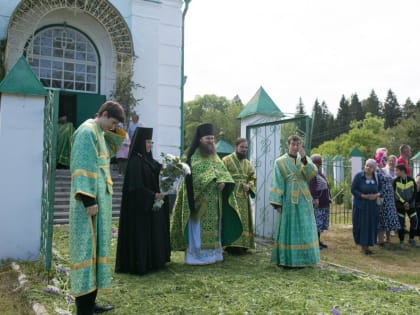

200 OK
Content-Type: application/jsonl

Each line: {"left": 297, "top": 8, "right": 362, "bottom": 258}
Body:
{"left": 170, "top": 123, "right": 243, "bottom": 265}
{"left": 222, "top": 138, "right": 257, "bottom": 255}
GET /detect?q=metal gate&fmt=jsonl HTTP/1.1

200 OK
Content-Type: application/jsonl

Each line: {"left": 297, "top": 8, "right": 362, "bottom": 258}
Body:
{"left": 40, "top": 90, "right": 59, "bottom": 270}
{"left": 247, "top": 116, "right": 313, "bottom": 239}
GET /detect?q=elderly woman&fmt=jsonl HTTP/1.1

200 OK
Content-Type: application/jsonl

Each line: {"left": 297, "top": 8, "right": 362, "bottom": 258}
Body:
{"left": 374, "top": 148, "right": 400, "bottom": 245}
{"left": 384, "top": 154, "right": 397, "bottom": 179}
{"left": 351, "top": 158, "right": 382, "bottom": 255}
{"left": 309, "top": 154, "right": 331, "bottom": 249}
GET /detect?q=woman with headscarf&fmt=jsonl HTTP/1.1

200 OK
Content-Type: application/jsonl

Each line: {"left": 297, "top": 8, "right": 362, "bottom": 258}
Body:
{"left": 115, "top": 127, "right": 170, "bottom": 275}
{"left": 374, "top": 148, "right": 400, "bottom": 246}
{"left": 351, "top": 159, "right": 382, "bottom": 255}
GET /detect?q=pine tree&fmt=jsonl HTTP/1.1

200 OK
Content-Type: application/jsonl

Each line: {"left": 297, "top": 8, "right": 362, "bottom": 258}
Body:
{"left": 362, "top": 89, "right": 382, "bottom": 117}
{"left": 335, "top": 95, "right": 351, "bottom": 135}
{"left": 349, "top": 93, "right": 364, "bottom": 121}
{"left": 295, "top": 97, "right": 306, "bottom": 133}
{"left": 311, "top": 99, "right": 334, "bottom": 148}
{"left": 383, "top": 89, "right": 401, "bottom": 128}
{"left": 402, "top": 97, "right": 416, "bottom": 118}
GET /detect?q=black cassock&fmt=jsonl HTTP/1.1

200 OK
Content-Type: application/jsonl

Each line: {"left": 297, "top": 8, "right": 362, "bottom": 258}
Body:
{"left": 115, "top": 128, "right": 170, "bottom": 275}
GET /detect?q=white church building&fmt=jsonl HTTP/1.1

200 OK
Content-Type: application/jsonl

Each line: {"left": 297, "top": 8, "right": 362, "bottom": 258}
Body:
{"left": 0, "top": 0, "right": 187, "bottom": 262}
{"left": 1, "top": 0, "right": 186, "bottom": 155}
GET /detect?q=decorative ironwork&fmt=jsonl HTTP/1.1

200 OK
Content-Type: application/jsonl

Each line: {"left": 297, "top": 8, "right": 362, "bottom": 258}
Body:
{"left": 7, "top": 0, "right": 133, "bottom": 63}
{"left": 40, "top": 90, "right": 59, "bottom": 270}
{"left": 26, "top": 25, "right": 99, "bottom": 93}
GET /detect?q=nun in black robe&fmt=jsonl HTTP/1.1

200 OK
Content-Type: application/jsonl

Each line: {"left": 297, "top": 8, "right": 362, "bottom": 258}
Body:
{"left": 115, "top": 127, "right": 171, "bottom": 275}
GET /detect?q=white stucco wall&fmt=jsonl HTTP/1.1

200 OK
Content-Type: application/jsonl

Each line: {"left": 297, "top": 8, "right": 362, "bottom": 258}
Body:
{"left": 0, "top": 94, "right": 44, "bottom": 261}
{"left": 130, "top": 0, "right": 183, "bottom": 158}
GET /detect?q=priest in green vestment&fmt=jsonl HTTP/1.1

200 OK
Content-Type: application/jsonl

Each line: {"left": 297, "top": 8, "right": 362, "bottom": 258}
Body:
{"left": 56, "top": 115, "right": 75, "bottom": 168}
{"left": 170, "top": 123, "right": 243, "bottom": 265}
{"left": 269, "top": 134, "right": 320, "bottom": 268}
{"left": 222, "top": 138, "right": 256, "bottom": 254}
{"left": 69, "top": 101, "right": 125, "bottom": 315}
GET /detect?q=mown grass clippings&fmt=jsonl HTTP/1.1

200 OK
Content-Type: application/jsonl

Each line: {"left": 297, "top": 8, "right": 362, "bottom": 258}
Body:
{"left": 2, "top": 223, "right": 420, "bottom": 314}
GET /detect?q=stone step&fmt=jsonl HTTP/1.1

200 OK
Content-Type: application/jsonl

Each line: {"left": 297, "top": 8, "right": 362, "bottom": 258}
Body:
{"left": 53, "top": 168, "right": 123, "bottom": 225}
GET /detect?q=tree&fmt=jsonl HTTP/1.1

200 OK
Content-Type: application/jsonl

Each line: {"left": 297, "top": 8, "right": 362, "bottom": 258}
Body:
{"left": 183, "top": 95, "right": 243, "bottom": 152}
{"left": 362, "top": 89, "right": 382, "bottom": 117}
{"left": 335, "top": 95, "right": 351, "bottom": 135}
{"left": 349, "top": 93, "right": 364, "bottom": 121}
{"left": 295, "top": 97, "right": 306, "bottom": 134}
{"left": 384, "top": 107, "right": 420, "bottom": 155}
{"left": 311, "top": 99, "right": 334, "bottom": 148}
{"left": 313, "top": 113, "right": 386, "bottom": 158}
{"left": 402, "top": 97, "right": 416, "bottom": 119}
{"left": 383, "top": 89, "right": 401, "bottom": 129}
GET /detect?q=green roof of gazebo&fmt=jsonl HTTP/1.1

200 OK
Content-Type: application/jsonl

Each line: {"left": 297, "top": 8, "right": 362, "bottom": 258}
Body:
{"left": 348, "top": 147, "right": 364, "bottom": 158}
{"left": 410, "top": 151, "right": 420, "bottom": 161}
{"left": 0, "top": 55, "right": 48, "bottom": 96}
{"left": 216, "top": 139, "right": 234, "bottom": 155}
{"left": 237, "top": 86, "right": 284, "bottom": 119}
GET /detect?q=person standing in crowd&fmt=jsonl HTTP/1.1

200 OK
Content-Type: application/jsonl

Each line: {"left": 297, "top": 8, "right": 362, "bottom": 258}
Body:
{"left": 56, "top": 115, "right": 74, "bottom": 168}
{"left": 351, "top": 159, "right": 381, "bottom": 255}
{"left": 115, "top": 127, "right": 170, "bottom": 275}
{"left": 69, "top": 101, "right": 126, "bottom": 315}
{"left": 309, "top": 154, "right": 331, "bottom": 250}
{"left": 374, "top": 148, "right": 400, "bottom": 246}
{"left": 384, "top": 154, "right": 397, "bottom": 179}
{"left": 127, "top": 113, "right": 143, "bottom": 139}
{"left": 270, "top": 134, "right": 320, "bottom": 268}
{"left": 115, "top": 128, "right": 130, "bottom": 176}
{"left": 397, "top": 144, "right": 412, "bottom": 177}
{"left": 170, "top": 123, "right": 243, "bottom": 265}
{"left": 222, "top": 138, "right": 257, "bottom": 255}
{"left": 393, "top": 164, "right": 418, "bottom": 248}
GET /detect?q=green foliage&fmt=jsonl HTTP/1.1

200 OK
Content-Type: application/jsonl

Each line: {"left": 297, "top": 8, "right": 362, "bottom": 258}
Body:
{"left": 384, "top": 108, "right": 420, "bottom": 154}
{"left": 183, "top": 95, "right": 243, "bottom": 152}
{"left": 314, "top": 113, "right": 386, "bottom": 158}
{"left": 110, "top": 58, "right": 143, "bottom": 122}
{"left": 383, "top": 89, "right": 402, "bottom": 129}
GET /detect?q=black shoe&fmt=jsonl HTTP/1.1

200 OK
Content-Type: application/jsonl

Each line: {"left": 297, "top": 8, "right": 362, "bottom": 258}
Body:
{"left": 319, "top": 242, "right": 328, "bottom": 249}
{"left": 94, "top": 304, "right": 113, "bottom": 313}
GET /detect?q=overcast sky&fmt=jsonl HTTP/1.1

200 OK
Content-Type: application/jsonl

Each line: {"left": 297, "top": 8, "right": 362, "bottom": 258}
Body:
{"left": 183, "top": 0, "right": 420, "bottom": 116}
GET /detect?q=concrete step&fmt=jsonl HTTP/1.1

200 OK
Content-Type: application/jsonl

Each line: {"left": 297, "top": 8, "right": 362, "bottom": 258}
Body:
{"left": 53, "top": 168, "right": 123, "bottom": 225}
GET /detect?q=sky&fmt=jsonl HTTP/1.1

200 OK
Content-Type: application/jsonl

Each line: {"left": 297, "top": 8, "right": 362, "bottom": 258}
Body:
{"left": 183, "top": 0, "right": 420, "bottom": 116}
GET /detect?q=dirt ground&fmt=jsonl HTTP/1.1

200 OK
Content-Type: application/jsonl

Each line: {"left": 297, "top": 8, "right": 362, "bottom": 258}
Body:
{"left": 320, "top": 224, "right": 420, "bottom": 286}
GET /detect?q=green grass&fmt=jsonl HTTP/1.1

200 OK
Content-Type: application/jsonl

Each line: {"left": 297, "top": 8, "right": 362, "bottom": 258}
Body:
{"left": 3, "top": 223, "right": 420, "bottom": 314}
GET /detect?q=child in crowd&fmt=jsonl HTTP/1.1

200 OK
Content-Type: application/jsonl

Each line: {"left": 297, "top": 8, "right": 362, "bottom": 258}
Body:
{"left": 393, "top": 164, "right": 418, "bottom": 248}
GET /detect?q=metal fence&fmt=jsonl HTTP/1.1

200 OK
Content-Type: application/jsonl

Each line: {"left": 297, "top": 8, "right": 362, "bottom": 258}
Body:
{"left": 40, "top": 90, "right": 59, "bottom": 271}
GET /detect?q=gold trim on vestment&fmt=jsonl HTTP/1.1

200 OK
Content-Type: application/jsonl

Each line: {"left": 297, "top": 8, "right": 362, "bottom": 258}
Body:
{"left": 72, "top": 169, "right": 98, "bottom": 179}
{"left": 273, "top": 239, "right": 319, "bottom": 250}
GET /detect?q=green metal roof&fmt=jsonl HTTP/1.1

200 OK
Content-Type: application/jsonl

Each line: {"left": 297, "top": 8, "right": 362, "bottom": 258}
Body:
{"left": 237, "top": 86, "right": 284, "bottom": 119}
{"left": 348, "top": 147, "right": 364, "bottom": 158}
{"left": 216, "top": 139, "right": 234, "bottom": 155}
{"left": 410, "top": 151, "right": 420, "bottom": 161}
{"left": 0, "top": 55, "right": 48, "bottom": 96}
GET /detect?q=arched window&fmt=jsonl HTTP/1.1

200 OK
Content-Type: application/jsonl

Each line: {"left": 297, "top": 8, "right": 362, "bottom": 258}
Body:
{"left": 26, "top": 25, "right": 99, "bottom": 93}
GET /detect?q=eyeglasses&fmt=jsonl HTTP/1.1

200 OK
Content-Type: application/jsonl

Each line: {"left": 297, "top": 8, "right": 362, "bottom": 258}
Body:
{"left": 365, "top": 179, "right": 375, "bottom": 184}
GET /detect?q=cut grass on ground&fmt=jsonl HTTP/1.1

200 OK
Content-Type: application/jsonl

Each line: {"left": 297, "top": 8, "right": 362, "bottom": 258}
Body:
{"left": 2, "top": 223, "right": 420, "bottom": 314}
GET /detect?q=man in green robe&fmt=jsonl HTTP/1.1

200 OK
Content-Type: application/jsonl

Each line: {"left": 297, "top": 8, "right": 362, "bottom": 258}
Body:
{"left": 69, "top": 101, "right": 125, "bottom": 315}
{"left": 56, "top": 115, "right": 75, "bottom": 168}
{"left": 170, "top": 123, "right": 243, "bottom": 265}
{"left": 269, "top": 134, "right": 320, "bottom": 268}
{"left": 222, "top": 138, "right": 256, "bottom": 254}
